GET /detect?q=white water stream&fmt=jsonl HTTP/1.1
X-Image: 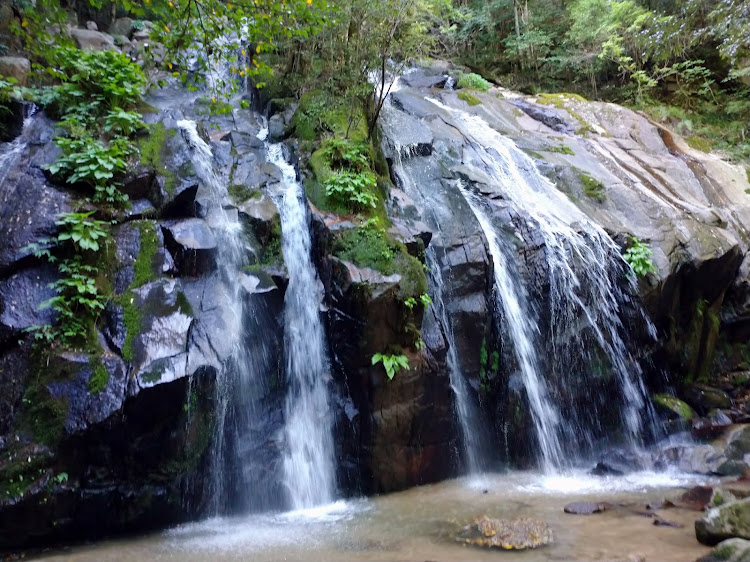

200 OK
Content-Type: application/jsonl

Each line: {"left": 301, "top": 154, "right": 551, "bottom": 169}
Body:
{"left": 259, "top": 127, "right": 336, "bottom": 509}
{"left": 428, "top": 98, "right": 655, "bottom": 469}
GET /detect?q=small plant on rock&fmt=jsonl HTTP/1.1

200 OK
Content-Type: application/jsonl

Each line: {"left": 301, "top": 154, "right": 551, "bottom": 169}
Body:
{"left": 623, "top": 236, "right": 657, "bottom": 277}
{"left": 372, "top": 353, "right": 410, "bottom": 380}
{"left": 324, "top": 171, "right": 378, "bottom": 211}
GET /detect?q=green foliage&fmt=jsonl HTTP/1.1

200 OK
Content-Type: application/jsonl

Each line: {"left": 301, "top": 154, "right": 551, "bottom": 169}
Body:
{"left": 53, "top": 472, "right": 69, "bottom": 485}
{"left": 404, "top": 293, "right": 432, "bottom": 310}
{"left": 333, "top": 222, "right": 427, "bottom": 299}
{"left": 39, "top": 256, "right": 107, "bottom": 345}
{"left": 547, "top": 144, "right": 575, "bottom": 156}
{"left": 320, "top": 138, "right": 372, "bottom": 171}
{"left": 623, "top": 236, "right": 657, "bottom": 277}
{"left": 88, "top": 357, "right": 109, "bottom": 394}
{"left": 324, "top": 171, "right": 379, "bottom": 211}
{"left": 132, "top": 222, "right": 160, "bottom": 288}
{"left": 457, "top": 72, "right": 491, "bottom": 92}
{"left": 41, "top": 47, "right": 146, "bottom": 115}
{"left": 104, "top": 109, "right": 147, "bottom": 137}
{"left": 372, "top": 353, "right": 410, "bottom": 380}
{"left": 54, "top": 212, "right": 110, "bottom": 253}
{"left": 457, "top": 91, "right": 482, "bottom": 106}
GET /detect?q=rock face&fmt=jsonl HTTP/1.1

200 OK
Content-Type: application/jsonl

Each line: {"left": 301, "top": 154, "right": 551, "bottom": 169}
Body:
{"left": 696, "top": 498, "right": 750, "bottom": 545}
{"left": 0, "top": 57, "right": 31, "bottom": 86}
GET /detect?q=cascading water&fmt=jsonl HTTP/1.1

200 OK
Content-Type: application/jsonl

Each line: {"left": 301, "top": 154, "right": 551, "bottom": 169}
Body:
{"left": 259, "top": 127, "right": 336, "bottom": 509}
{"left": 177, "top": 119, "right": 275, "bottom": 512}
{"left": 426, "top": 98, "right": 655, "bottom": 468}
{"left": 459, "top": 186, "right": 564, "bottom": 470}
{"left": 0, "top": 105, "right": 37, "bottom": 189}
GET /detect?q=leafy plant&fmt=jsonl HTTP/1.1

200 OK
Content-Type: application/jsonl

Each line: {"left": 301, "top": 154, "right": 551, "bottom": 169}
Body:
{"left": 320, "top": 138, "right": 371, "bottom": 172}
{"left": 54, "top": 212, "right": 109, "bottom": 252}
{"left": 104, "top": 109, "right": 147, "bottom": 137}
{"left": 419, "top": 293, "right": 432, "bottom": 307}
{"left": 372, "top": 353, "right": 410, "bottom": 380}
{"left": 457, "top": 72, "right": 491, "bottom": 92}
{"left": 623, "top": 236, "right": 657, "bottom": 276}
{"left": 53, "top": 472, "right": 69, "bottom": 484}
{"left": 324, "top": 171, "right": 378, "bottom": 211}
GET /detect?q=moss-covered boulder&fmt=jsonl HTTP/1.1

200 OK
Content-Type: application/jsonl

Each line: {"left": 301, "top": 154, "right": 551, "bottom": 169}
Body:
{"left": 697, "top": 538, "right": 750, "bottom": 562}
{"left": 696, "top": 498, "right": 750, "bottom": 546}
{"left": 455, "top": 516, "right": 554, "bottom": 550}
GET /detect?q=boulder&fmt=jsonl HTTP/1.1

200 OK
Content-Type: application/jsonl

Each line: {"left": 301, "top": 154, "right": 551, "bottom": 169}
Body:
{"left": 696, "top": 498, "right": 750, "bottom": 546}
{"left": 726, "top": 426, "right": 750, "bottom": 461}
{"left": 652, "top": 444, "right": 726, "bottom": 474}
{"left": 161, "top": 219, "right": 217, "bottom": 276}
{"left": 0, "top": 57, "right": 31, "bottom": 86}
{"left": 685, "top": 385, "right": 733, "bottom": 416}
{"left": 455, "top": 516, "right": 553, "bottom": 550}
{"left": 696, "top": 538, "right": 750, "bottom": 562}
{"left": 70, "top": 28, "right": 116, "bottom": 50}
{"left": 108, "top": 17, "right": 134, "bottom": 38}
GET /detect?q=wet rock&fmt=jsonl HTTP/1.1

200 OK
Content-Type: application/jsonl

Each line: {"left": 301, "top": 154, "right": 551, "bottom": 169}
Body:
{"left": 238, "top": 193, "right": 280, "bottom": 246}
{"left": 590, "top": 462, "right": 624, "bottom": 476}
{"left": 268, "top": 114, "right": 286, "bottom": 142}
{"left": 564, "top": 501, "right": 608, "bottom": 514}
{"left": 0, "top": 341, "right": 32, "bottom": 434}
{"left": 697, "top": 538, "right": 750, "bottom": 562}
{"left": 680, "top": 485, "right": 715, "bottom": 511}
{"left": 112, "top": 220, "right": 173, "bottom": 295}
{"left": 455, "top": 516, "right": 553, "bottom": 550}
{"left": 70, "top": 28, "right": 116, "bottom": 50}
{"left": 696, "top": 497, "right": 750, "bottom": 545}
{"left": 718, "top": 460, "right": 750, "bottom": 477}
{"left": 725, "top": 426, "right": 750, "bottom": 461}
{"left": 161, "top": 219, "right": 217, "bottom": 276}
{"left": 0, "top": 159, "right": 71, "bottom": 272}
{"left": 652, "top": 444, "right": 726, "bottom": 474}
{"left": 0, "top": 264, "right": 58, "bottom": 344}
{"left": 399, "top": 69, "right": 449, "bottom": 90}
{"left": 686, "top": 385, "right": 732, "bottom": 416}
{"left": 652, "top": 516, "right": 684, "bottom": 528}
{"left": 511, "top": 100, "right": 576, "bottom": 135}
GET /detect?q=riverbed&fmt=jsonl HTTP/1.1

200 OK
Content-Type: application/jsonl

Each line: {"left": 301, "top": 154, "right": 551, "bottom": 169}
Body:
{"left": 36, "top": 470, "right": 716, "bottom": 561}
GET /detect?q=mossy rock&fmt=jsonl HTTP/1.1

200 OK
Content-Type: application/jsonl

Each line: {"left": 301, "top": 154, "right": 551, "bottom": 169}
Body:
{"left": 292, "top": 89, "right": 368, "bottom": 142}
{"left": 332, "top": 225, "right": 427, "bottom": 300}
{"left": 457, "top": 91, "right": 482, "bottom": 106}
{"left": 578, "top": 171, "right": 606, "bottom": 203}
{"left": 653, "top": 394, "right": 696, "bottom": 420}
{"left": 455, "top": 516, "right": 553, "bottom": 550}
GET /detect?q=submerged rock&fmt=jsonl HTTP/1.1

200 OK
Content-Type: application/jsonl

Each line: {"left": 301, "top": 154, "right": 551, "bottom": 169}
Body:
{"left": 455, "top": 516, "right": 553, "bottom": 550}
{"left": 564, "top": 501, "right": 608, "bottom": 515}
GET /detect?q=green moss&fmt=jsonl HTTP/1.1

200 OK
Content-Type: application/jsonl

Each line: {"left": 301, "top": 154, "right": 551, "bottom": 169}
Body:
{"left": 458, "top": 91, "right": 482, "bottom": 106}
{"left": 259, "top": 217, "right": 283, "bottom": 265}
{"left": 119, "top": 290, "right": 141, "bottom": 363}
{"left": 138, "top": 122, "right": 178, "bottom": 194}
{"left": 333, "top": 224, "right": 427, "bottom": 299}
{"left": 19, "top": 383, "right": 68, "bottom": 446}
{"left": 175, "top": 291, "right": 194, "bottom": 317}
{"left": 653, "top": 394, "right": 695, "bottom": 420}
{"left": 292, "top": 89, "right": 368, "bottom": 143}
{"left": 538, "top": 92, "right": 587, "bottom": 107}
{"left": 0, "top": 450, "right": 51, "bottom": 502}
{"left": 87, "top": 357, "right": 109, "bottom": 393}
{"left": 132, "top": 221, "right": 159, "bottom": 289}
{"left": 713, "top": 543, "right": 735, "bottom": 560}
{"left": 687, "top": 135, "right": 713, "bottom": 152}
{"left": 228, "top": 184, "right": 261, "bottom": 203}
{"left": 745, "top": 167, "right": 750, "bottom": 185}
{"left": 142, "top": 367, "right": 163, "bottom": 384}
{"left": 579, "top": 172, "right": 606, "bottom": 202}
{"left": 546, "top": 144, "right": 575, "bottom": 155}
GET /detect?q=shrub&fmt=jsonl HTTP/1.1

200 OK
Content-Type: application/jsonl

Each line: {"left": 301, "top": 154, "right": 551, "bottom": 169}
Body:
{"left": 457, "top": 91, "right": 482, "bottom": 106}
{"left": 457, "top": 72, "right": 491, "bottom": 92}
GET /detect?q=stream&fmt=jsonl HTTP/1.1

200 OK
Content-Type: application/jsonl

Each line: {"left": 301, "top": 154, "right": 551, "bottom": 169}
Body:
{"left": 38, "top": 471, "right": 713, "bottom": 561}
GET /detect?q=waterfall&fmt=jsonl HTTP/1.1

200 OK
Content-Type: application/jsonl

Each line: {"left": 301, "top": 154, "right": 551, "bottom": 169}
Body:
{"left": 260, "top": 128, "right": 336, "bottom": 509}
{"left": 177, "top": 119, "right": 273, "bottom": 512}
{"left": 428, "top": 99, "right": 655, "bottom": 467}
{"left": 459, "top": 186, "right": 564, "bottom": 471}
